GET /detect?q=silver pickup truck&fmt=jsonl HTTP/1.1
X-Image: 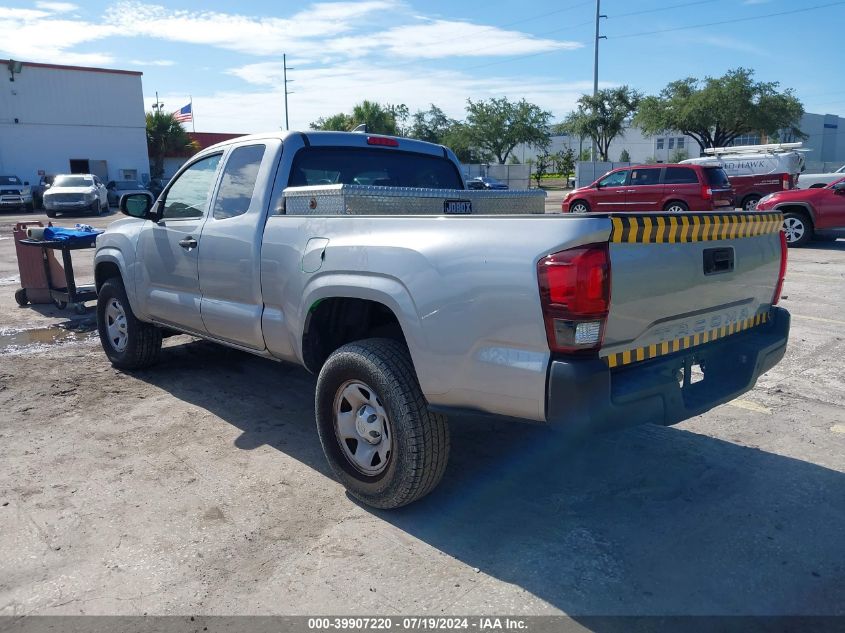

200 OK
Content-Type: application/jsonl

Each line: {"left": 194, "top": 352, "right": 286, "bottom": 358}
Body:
{"left": 94, "top": 131, "right": 790, "bottom": 508}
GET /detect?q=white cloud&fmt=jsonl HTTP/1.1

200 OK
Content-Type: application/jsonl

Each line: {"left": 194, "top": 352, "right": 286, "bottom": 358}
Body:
{"left": 129, "top": 59, "right": 175, "bottom": 67}
{"left": 0, "top": 11, "right": 117, "bottom": 65}
{"left": 699, "top": 36, "right": 764, "bottom": 56}
{"left": 187, "top": 63, "right": 597, "bottom": 133}
{"left": 35, "top": 1, "right": 78, "bottom": 12}
{"left": 340, "top": 19, "right": 582, "bottom": 59}
{"left": 103, "top": 1, "right": 399, "bottom": 57}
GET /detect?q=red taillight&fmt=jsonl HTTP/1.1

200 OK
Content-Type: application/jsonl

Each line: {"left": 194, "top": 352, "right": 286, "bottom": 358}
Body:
{"left": 367, "top": 136, "right": 399, "bottom": 147}
{"left": 782, "top": 173, "right": 790, "bottom": 190}
{"left": 538, "top": 243, "right": 611, "bottom": 353}
{"left": 772, "top": 229, "right": 788, "bottom": 305}
{"left": 701, "top": 185, "right": 713, "bottom": 201}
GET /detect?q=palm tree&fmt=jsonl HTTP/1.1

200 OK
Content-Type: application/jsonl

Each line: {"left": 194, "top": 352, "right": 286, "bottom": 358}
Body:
{"left": 145, "top": 112, "right": 195, "bottom": 178}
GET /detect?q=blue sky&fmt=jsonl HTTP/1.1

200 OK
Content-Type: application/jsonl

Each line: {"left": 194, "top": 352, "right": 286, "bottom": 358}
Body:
{"left": 1, "top": 0, "right": 844, "bottom": 132}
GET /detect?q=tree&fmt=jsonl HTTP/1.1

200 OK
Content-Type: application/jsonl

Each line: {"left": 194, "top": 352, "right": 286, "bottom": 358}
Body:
{"left": 635, "top": 68, "right": 805, "bottom": 152}
{"left": 533, "top": 152, "right": 551, "bottom": 187}
{"left": 145, "top": 112, "right": 194, "bottom": 179}
{"left": 669, "top": 148, "right": 689, "bottom": 163}
{"left": 579, "top": 148, "right": 591, "bottom": 161}
{"left": 508, "top": 155, "right": 521, "bottom": 164}
{"left": 560, "top": 148, "right": 576, "bottom": 186}
{"left": 310, "top": 101, "right": 407, "bottom": 135}
{"left": 464, "top": 97, "right": 552, "bottom": 164}
{"left": 561, "top": 86, "right": 641, "bottom": 162}
{"left": 619, "top": 149, "right": 631, "bottom": 162}
{"left": 408, "top": 105, "right": 455, "bottom": 143}
{"left": 310, "top": 112, "right": 353, "bottom": 131}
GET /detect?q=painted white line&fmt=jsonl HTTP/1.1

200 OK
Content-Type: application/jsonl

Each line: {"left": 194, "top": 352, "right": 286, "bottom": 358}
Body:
{"left": 791, "top": 313, "right": 845, "bottom": 326}
{"left": 726, "top": 399, "right": 772, "bottom": 415}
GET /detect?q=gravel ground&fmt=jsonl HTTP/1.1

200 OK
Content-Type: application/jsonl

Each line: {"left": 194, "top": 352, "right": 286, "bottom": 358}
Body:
{"left": 0, "top": 208, "right": 843, "bottom": 617}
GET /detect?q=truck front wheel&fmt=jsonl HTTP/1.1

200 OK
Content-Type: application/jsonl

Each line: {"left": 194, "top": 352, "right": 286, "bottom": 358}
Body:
{"left": 315, "top": 338, "right": 450, "bottom": 509}
{"left": 97, "top": 277, "right": 162, "bottom": 369}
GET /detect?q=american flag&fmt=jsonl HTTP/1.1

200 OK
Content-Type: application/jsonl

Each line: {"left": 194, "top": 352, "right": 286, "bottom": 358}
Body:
{"left": 173, "top": 102, "right": 192, "bottom": 123}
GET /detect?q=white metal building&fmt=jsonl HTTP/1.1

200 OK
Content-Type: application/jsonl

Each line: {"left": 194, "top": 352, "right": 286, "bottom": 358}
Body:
{"left": 0, "top": 60, "right": 149, "bottom": 185}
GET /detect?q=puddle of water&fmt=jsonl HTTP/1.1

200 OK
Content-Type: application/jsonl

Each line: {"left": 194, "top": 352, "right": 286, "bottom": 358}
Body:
{"left": 0, "top": 325, "right": 96, "bottom": 353}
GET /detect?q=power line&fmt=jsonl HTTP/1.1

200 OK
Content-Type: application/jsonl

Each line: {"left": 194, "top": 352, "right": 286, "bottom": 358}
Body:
{"left": 610, "top": 1, "right": 845, "bottom": 39}
{"left": 610, "top": 0, "right": 721, "bottom": 20}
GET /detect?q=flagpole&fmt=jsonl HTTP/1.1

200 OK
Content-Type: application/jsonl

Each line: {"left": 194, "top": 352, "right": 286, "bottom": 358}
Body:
{"left": 190, "top": 95, "right": 195, "bottom": 133}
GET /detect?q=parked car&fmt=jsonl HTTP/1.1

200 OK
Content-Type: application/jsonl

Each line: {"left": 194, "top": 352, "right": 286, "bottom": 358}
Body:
{"left": 562, "top": 163, "right": 734, "bottom": 213}
{"left": 0, "top": 175, "right": 34, "bottom": 212}
{"left": 94, "top": 131, "right": 789, "bottom": 508}
{"left": 756, "top": 177, "right": 845, "bottom": 246}
{"left": 106, "top": 180, "right": 151, "bottom": 207}
{"left": 466, "top": 176, "right": 508, "bottom": 190}
{"left": 43, "top": 174, "right": 109, "bottom": 217}
{"left": 796, "top": 164, "right": 845, "bottom": 189}
{"left": 146, "top": 178, "right": 171, "bottom": 199}
{"left": 31, "top": 174, "right": 55, "bottom": 209}
{"left": 682, "top": 143, "right": 803, "bottom": 210}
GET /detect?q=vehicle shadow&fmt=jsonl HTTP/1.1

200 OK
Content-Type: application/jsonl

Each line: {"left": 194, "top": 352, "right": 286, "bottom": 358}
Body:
{"left": 804, "top": 238, "right": 844, "bottom": 251}
{"left": 135, "top": 338, "right": 845, "bottom": 620}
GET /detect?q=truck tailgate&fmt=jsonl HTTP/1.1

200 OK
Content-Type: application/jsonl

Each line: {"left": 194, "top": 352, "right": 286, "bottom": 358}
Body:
{"left": 601, "top": 211, "right": 783, "bottom": 368}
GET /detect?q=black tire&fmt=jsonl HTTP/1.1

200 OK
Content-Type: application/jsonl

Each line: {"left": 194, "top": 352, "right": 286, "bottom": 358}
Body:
{"left": 90, "top": 199, "right": 100, "bottom": 215}
{"left": 664, "top": 200, "right": 689, "bottom": 212}
{"left": 97, "top": 277, "right": 162, "bottom": 369}
{"left": 741, "top": 195, "right": 761, "bottom": 211}
{"left": 315, "top": 338, "right": 449, "bottom": 509}
{"left": 45, "top": 209, "right": 56, "bottom": 218}
{"left": 782, "top": 211, "right": 813, "bottom": 247}
{"left": 569, "top": 200, "right": 591, "bottom": 214}
{"left": 14, "top": 288, "right": 28, "bottom": 306}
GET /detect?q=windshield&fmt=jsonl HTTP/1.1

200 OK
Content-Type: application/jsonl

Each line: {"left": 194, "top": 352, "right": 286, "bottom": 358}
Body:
{"left": 0, "top": 176, "right": 22, "bottom": 185}
{"left": 54, "top": 176, "right": 94, "bottom": 188}
{"left": 116, "top": 181, "right": 144, "bottom": 190}
{"left": 703, "top": 167, "right": 731, "bottom": 188}
{"left": 289, "top": 147, "right": 463, "bottom": 189}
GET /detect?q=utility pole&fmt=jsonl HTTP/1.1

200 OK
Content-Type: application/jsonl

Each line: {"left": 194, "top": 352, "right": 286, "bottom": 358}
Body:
{"left": 283, "top": 54, "right": 294, "bottom": 131}
{"left": 591, "top": 0, "right": 607, "bottom": 162}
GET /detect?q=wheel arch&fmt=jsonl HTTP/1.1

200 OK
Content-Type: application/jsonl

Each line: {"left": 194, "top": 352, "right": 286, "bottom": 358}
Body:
{"left": 299, "top": 277, "right": 423, "bottom": 375}
{"left": 774, "top": 202, "right": 816, "bottom": 226}
{"left": 94, "top": 250, "right": 143, "bottom": 316}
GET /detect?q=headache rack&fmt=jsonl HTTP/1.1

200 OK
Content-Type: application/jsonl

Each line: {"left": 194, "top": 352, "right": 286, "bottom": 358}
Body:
{"left": 282, "top": 184, "right": 546, "bottom": 216}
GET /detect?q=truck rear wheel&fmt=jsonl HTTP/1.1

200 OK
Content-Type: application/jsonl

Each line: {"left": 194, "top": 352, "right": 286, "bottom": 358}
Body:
{"left": 315, "top": 338, "right": 449, "bottom": 509}
{"left": 97, "top": 277, "right": 162, "bottom": 369}
{"left": 742, "top": 195, "right": 761, "bottom": 211}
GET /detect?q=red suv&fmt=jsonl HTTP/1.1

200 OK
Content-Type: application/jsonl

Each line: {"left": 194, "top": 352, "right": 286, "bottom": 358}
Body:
{"left": 562, "top": 164, "right": 734, "bottom": 213}
{"left": 756, "top": 177, "right": 845, "bottom": 246}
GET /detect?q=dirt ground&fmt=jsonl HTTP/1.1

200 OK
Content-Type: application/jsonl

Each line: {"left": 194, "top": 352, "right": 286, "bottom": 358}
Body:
{"left": 0, "top": 207, "right": 843, "bottom": 617}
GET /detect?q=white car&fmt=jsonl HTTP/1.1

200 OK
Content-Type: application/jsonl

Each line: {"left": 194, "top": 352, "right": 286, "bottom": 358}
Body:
{"left": 796, "top": 165, "right": 845, "bottom": 189}
{"left": 43, "top": 174, "right": 109, "bottom": 217}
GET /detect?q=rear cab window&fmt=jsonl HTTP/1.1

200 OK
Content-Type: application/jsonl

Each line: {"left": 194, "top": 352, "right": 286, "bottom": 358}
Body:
{"left": 703, "top": 167, "right": 731, "bottom": 188}
{"left": 289, "top": 147, "right": 463, "bottom": 189}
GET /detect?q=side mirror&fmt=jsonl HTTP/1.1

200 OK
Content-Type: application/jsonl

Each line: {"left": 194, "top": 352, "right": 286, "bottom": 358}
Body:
{"left": 120, "top": 192, "right": 155, "bottom": 219}
{"left": 832, "top": 183, "right": 845, "bottom": 194}
{"left": 594, "top": 182, "right": 602, "bottom": 189}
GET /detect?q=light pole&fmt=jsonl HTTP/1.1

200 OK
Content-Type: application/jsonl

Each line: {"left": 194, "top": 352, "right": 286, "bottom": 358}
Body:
{"left": 283, "top": 54, "right": 295, "bottom": 131}
{"left": 592, "top": 0, "right": 607, "bottom": 162}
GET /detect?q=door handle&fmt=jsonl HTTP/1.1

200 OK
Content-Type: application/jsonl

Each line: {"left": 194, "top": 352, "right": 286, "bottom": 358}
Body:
{"left": 178, "top": 237, "right": 198, "bottom": 250}
{"left": 626, "top": 189, "right": 636, "bottom": 193}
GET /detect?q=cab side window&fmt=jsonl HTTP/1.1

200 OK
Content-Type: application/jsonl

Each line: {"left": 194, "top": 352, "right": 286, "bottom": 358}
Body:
{"left": 162, "top": 154, "right": 222, "bottom": 219}
{"left": 212, "top": 145, "right": 266, "bottom": 220}
{"left": 598, "top": 170, "right": 629, "bottom": 187}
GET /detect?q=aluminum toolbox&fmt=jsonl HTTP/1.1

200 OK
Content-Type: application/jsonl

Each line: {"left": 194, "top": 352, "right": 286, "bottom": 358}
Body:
{"left": 283, "top": 184, "right": 546, "bottom": 216}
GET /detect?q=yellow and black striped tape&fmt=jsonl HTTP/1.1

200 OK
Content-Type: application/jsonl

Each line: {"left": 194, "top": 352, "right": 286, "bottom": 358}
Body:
{"left": 610, "top": 212, "right": 782, "bottom": 244}
{"left": 603, "top": 311, "right": 770, "bottom": 369}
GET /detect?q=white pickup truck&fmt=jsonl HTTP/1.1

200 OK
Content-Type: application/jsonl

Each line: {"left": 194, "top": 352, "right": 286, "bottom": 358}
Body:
{"left": 94, "top": 131, "right": 790, "bottom": 508}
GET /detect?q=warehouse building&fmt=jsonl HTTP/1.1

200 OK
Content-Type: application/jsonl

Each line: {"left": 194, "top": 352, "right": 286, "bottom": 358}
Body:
{"left": 0, "top": 59, "right": 149, "bottom": 186}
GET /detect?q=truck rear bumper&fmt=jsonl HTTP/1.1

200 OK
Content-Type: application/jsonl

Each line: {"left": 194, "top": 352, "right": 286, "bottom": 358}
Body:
{"left": 546, "top": 306, "right": 790, "bottom": 431}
